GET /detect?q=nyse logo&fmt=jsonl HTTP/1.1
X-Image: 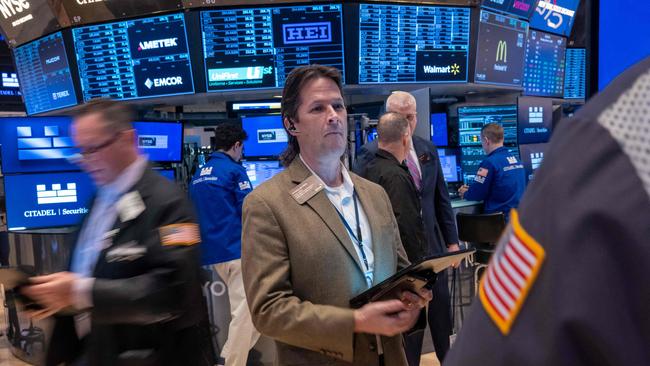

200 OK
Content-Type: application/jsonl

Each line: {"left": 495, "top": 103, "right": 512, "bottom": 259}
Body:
{"left": 76, "top": 0, "right": 104, "bottom": 4}
{"left": 283, "top": 22, "right": 332, "bottom": 45}
{"left": 0, "top": 0, "right": 30, "bottom": 20}
{"left": 138, "top": 38, "right": 178, "bottom": 51}
{"left": 145, "top": 77, "right": 183, "bottom": 89}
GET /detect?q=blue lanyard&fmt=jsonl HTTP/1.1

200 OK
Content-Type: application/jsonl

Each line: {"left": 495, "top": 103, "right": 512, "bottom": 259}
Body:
{"left": 335, "top": 190, "right": 370, "bottom": 272}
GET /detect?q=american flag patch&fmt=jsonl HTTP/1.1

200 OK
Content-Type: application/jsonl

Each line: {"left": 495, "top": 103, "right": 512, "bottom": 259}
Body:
{"left": 477, "top": 168, "right": 489, "bottom": 177}
{"left": 159, "top": 224, "right": 201, "bottom": 246}
{"left": 479, "top": 210, "right": 545, "bottom": 335}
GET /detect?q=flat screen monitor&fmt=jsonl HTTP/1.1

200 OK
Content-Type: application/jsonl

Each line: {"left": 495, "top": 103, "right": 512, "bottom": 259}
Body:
{"left": 519, "top": 143, "right": 548, "bottom": 182}
{"left": 437, "top": 148, "right": 461, "bottom": 183}
{"left": 62, "top": 0, "right": 183, "bottom": 26}
{"left": 156, "top": 169, "right": 176, "bottom": 181}
{"left": 0, "top": 0, "right": 61, "bottom": 47}
{"left": 242, "top": 160, "right": 284, "bottom": 188}
{"left": 358, "top": 4, "right": 471, "bottom": 84}
{"left": 4, "top": 171, "right": 96, "bottom": 231}
{"left": 523, "top": 30, "right": 566, "bottom": 97}
{"left": 366, "top": 127, "right": 378, "bottom": 142}
{"left": 564, "top": 48, "right": 585, "bottom": 99}
{"left": 517, "top": 97, "right": 553, "bottom": 144}
{"left": 241, "top": 115, "right": 288, "bottom": 159}
{"left": 201, "top": 4, "right": 345, "bottom": 91}
{"left": 13, "top": 32, "right": 78, "bottom": 115}
{"left": 229, "top": 101, "right": 281, "bottom": 114}
{"left": 132, "top": 122, "right": 183, "bottom": 162}
{"left": 73, "top": 13, "right": 194, "bottom": 101}
{"left": 458, "top": 105, "right": 518, "bottom": 146}
{"left": 480, "top": 0, "right": 539, "bottom": 19}
{"left": 474, "top": 10, "right": 529, "bottom": 87}
{"left": 460, "top": 146, "right": 484, "bottom": 184}
{"left": 529, "top": 0, "right": 580, "bottom": 37}
{"left": 0, "top": 64, "right": 22, "bottom": 102}
{"left": 430, "top": 113, "right": 449, "bottom": 147}
{"left": 0, "top": 116, "right": 80, "bottom": 173}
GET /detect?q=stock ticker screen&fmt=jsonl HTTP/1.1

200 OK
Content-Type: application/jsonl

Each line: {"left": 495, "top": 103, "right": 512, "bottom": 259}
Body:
{"left": 458, "top": 105, "right": 518, "bottom": 146}
{"left": 461, "top": 146, "right": 520, "bottom": 184}
{"left": 481, "top": 0, "right": 540, "bottom": 19}
{"left": 13, "top": 32, "right": 78, "bottom": 115}
{"left": 564, "top": 48, "right": 585, "bottom": 99}
{"left": 73, "top": 13, "right": 194, "bottom": 102}
{"left": 523, "top": 30, "right": 566, "bottom": 97}
{"left": 358, "top": 4, "right": 470, "bottom": 83}
{"left": 201, "top": 4, "right": 345, "bottom": 91}
{"left": 529, "top": 0, "right": 580, "bottom": 37}
{"left": 474, "top": 10, "right": 529, "bottom": 87}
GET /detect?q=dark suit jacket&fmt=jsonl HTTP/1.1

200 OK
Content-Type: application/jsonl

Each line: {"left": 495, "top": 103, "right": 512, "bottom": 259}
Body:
{"left": 47, "top": 168, "right": 211, "bottom": 366}
{"left": 354, "top": 136, "right": 458, "bottom": 254}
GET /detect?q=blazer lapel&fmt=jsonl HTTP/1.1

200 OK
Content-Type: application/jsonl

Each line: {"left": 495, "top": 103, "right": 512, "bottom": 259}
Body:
{"left": 288, "top": 159, "right": 366, "bottom": 274}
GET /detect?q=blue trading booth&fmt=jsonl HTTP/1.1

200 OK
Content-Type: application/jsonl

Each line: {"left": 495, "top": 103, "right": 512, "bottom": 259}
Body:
{"left": 0, "top": 0, "right": 647, "bottom": 364}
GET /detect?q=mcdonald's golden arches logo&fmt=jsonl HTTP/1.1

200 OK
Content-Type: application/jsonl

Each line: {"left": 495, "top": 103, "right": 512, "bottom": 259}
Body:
{"left": 496, "top": 40, "right": 508, "bottom": 63}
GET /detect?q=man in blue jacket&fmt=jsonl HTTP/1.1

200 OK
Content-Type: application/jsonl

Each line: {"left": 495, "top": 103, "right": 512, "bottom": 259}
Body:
{"left": 190, "top": 124, "right": 259, "bottom": 366}
{"left": 458, "top": 123, "right": 526, "bottom": 221}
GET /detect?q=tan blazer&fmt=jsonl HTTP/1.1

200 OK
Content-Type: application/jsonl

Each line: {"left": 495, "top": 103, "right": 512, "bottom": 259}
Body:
{"left": 241, "top": 158, "right": 411, "bottom": 366}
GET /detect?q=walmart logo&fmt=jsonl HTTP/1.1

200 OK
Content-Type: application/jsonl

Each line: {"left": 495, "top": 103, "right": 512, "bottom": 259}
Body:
{"left": 423, "top": 63, "right": 462, "bottom": 75}
{"left": 451, "top": 63, "right": 460, "bottom": 75}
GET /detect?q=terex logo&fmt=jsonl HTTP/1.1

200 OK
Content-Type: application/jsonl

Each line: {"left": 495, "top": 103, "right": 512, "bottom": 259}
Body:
{"left": 144, "top": 77, "right": 183, "bottom": 89}
{"left": 138, "top": 38, "right": 178, "bottom": 51}
{"left": 283, "top": 22, "right": 332, "bottom": 45}
{"left": 0, "top": 0, "right": 30, "bottom": 20}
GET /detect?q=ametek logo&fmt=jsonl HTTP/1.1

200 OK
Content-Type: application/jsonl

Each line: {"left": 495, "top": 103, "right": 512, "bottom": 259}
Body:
{"left": 138, "top": 38, "right": 178, "bottom": 51}
{"left": 423, "top": 63, "right": 461, "bottom": 76}
{"left": 145, "top": 77, "right": 183, "bottom": 89}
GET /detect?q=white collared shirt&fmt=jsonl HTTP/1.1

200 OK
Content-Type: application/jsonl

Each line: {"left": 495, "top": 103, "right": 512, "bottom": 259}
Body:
{"left": 299, "top": 155, "right": 374, "bottom": 287}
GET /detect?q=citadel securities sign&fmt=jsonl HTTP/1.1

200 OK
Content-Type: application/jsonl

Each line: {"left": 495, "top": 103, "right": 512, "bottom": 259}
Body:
{"left": 0, "top": 0, "right": 62, "bottom": 46}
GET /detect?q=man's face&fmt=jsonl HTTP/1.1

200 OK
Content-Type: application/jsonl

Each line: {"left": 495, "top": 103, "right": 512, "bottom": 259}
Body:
{"left": 72, "top": 113, "right": 132, "bottom": 186}
{"left": 289, "top": 77, "right": 347, "bottom": 161}
{"left": 388, "top": 103, "right": 417, "bottom": 134}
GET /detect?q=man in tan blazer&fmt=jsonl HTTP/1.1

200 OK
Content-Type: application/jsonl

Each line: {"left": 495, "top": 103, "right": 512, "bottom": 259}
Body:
{"left": 241, "top": 65, "right": 430, "bottom": 366}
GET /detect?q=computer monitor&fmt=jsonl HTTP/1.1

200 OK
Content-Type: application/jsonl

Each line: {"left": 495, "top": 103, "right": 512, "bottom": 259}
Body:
{"left": 529, "top": 0, "right": 580, "bottom": 37}
{"left": 437, "top": 148, "right": 461, "bottom": 183}
{"left": 460, "top": 146, "right": 485, "bottom": 184}
{"left": 358, "top": 4, "right": 471, "bottom": 83}
{"left": 73, "top": 13, "right": 194, "bottom": 101}
{"left": 13, "top": 32, "right": 78, "bottom": 115}
{"left": 564, "top": 48, "right": 586, "bottom": 99}
{"left": 519, "top": 143, "right": 548, "bottom": 182}
{"left": 156, "top": 169, "right": 176, "bottom": 181}
{"left": 523, "top": 30, "right": 567, "bottom": 97}
{"left": 4, "top": 171, "right": 96, "bottom": 231}
{"left": 517, "top": 97, "right": 553, "bottom": 144}
{"left": 0, "top": 117, "right": 79, "bottom": 174}
{"left": 242, "top": 160, "right": 284, "bottom": 188}
{"left": 201, "top": 4, "right": 345, "bottom": 91}
{"left": 132, "top": 122, "right": 183, "bottom": 162}
{"left": 367, "top": 127, "right": 378, "bottom": 142}
{"left": 480, "top": 0, "right": 539, "bottom": 19}
{"left": 457, "top": 105, "right": 518, "bottom": 146}
{"left": 241, "top": 115, "right": 288, "bottom": 159}
{"left": 474, "top": 10, "right": 529, "bottom": 87}
{"left": 431, "top": 113, "right": 449, "bottom": 147}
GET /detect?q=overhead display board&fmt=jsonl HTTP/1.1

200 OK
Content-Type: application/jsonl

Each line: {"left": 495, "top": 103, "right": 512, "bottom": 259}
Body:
{"left": 357, "top": 3, "right": 471, "bottom": 84}
{"left": 73, "top": 13, "right": 194, "bottom": 101}
{"left": 529, "top": 0, "right": 580, "bottom": 37}
{"left": 522, "top": 29, "right": 566, "bottom": 97}
{"left": 61, "top": 0, "right": 183, "bottom": 26}
{"left": 200, "top": 4, "right": 345, "bottom": 91}
{"left": 480, "top": 0, "right": 539, "bottom": 19}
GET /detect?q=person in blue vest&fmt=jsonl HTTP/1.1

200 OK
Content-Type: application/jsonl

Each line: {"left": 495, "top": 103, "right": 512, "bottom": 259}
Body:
{"left": 458, "top": 123, "right": 526, "bottom": 221}
{"left": 189, "top": 123, "right": 260, "bottom": 366}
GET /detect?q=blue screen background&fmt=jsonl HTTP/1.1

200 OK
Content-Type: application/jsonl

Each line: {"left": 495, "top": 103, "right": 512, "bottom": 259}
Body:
{"left": 241, "top": 115, "right": 288, "bottom": 158}
{"left": 132, "top": 122, "right": 183, "bottom": 162}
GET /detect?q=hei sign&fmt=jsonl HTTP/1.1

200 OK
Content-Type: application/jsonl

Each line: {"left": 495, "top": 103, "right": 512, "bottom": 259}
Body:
{"left": 283, "top": 22, "right": 332, "bottom": 45}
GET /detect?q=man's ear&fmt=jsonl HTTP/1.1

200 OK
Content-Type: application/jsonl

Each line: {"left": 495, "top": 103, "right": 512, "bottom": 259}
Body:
{"left": 284, "top": 117, "right": 298, "bottom": 135}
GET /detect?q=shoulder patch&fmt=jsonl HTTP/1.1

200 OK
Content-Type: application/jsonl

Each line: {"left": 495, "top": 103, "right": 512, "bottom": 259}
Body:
{"left": 477, "top": 167, "right": 489, "bottom": 177}
{"left": 479, "top": 209, "right": 545, "bottom": 335}
{"left": 239, "top": 181, "right": 252, "bottom": 190}
{"left": 159, "top": 223, "right": 201, "bottom": 246}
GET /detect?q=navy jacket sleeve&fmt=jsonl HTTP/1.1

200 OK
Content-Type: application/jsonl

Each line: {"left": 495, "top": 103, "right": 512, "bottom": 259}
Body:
{"left": 233, "top": 168, "right": 253, "bottom": 217}
{"left": 463, "top": 160, "right": 494, "bottom": 202}
{"left": 352, "top": 141, "right": 377, "bottom": 176}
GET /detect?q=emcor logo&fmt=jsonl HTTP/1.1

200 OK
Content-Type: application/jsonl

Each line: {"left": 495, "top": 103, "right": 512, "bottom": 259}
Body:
{"left": 283, "top": 22, "right": 332, "bottom": 45}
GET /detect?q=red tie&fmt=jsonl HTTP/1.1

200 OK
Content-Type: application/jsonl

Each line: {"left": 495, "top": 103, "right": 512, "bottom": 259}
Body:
{"left": 405, "top": 154, "right": 422, "bottom": 192}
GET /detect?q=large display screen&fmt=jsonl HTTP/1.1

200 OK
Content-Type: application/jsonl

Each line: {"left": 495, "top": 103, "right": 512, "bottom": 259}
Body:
{"left": 529, "top": 0, "right": 580, "bottom": 37}
{"left": 132, "top": 122, "right": 183, "bottom": 162}
{"left": 358, "top": 4, "right": 470, "bottom": 84}
{"left": 461, "top": 146, "right": 520, "bottom": 184}
{"left": 4, "top": 171, "right": 96, "bottom": 231}
{"left": 517, "top": 97, "right": 552, "bottom": 144}
{"left": 481, "top": 0, "right": 539, "bottom": 19}
{"left": 0, "top": 0, "right": 62, "bottom": 47}
{"left": 437, "top": 148, "right": 460, "bottom": 183}
{"left": 431, "top": 113, "right": 449, "bottom": 147}
{"left": 201, "top": 4, "right": 344, "bottom": 91}
{"left": 242, "top": 160, "right": 284, "bottom": 187}
{"left": 73, "top": 13, "right": 194, "bottom": 101}
{"left": 0, "top": 116, "right": 80, "bottom": 174}
{"left": 519, "top": 143, "right": 548, "bottom": 182}
{"left": 62, "top": 0, "right": 183, "bottom": 26}
{"left": 474, "top": 10, "right": 529, "bottom": 87}
{"left": 564, "top": 48, "right": 585, "bottom": 99}
{"left": 523, "top": 30, "right": 566, "bottom": 97}
{"left": 241, "top": 115, "right": 288, "bottom": 159}
{"left": 458, "top": 105, "right": 518, "bottom": 146}
{"left": 13, "top": 32, "right": 78, "bottom": 115}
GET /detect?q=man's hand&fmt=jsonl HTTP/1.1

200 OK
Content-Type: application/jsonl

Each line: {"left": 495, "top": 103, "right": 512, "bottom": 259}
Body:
{"left": 21, "top": 272, "right": 78, "bottom": 319}
{"left": 448, "top": 243, "right": 461, "bottom": 268}
{"left": 458, "top": 185, "right": 469, "bottom": 199}
{"left": 353, "top": 289, "right": 432, "bottom": 336}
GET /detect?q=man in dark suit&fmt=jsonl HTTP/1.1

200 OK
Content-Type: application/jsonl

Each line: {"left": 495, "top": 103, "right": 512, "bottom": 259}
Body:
{"left": 354, "top": 91, "right": 459, "bottom": 364}
{"left": 22, "top": 99, "right": 213, "bottom": 366}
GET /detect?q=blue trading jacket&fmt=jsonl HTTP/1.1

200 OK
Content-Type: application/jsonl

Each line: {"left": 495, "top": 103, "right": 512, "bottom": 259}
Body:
{"left": 464, "top": 146, "right": 526, "bottom": 219}
{"left": 190, "top": 152, "right": 252, "bottom": 265}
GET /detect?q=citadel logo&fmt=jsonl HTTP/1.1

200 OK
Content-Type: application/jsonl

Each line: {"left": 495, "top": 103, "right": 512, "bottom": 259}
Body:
{"left": 138, "top": 38, "right": 178, "bottom": 51}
